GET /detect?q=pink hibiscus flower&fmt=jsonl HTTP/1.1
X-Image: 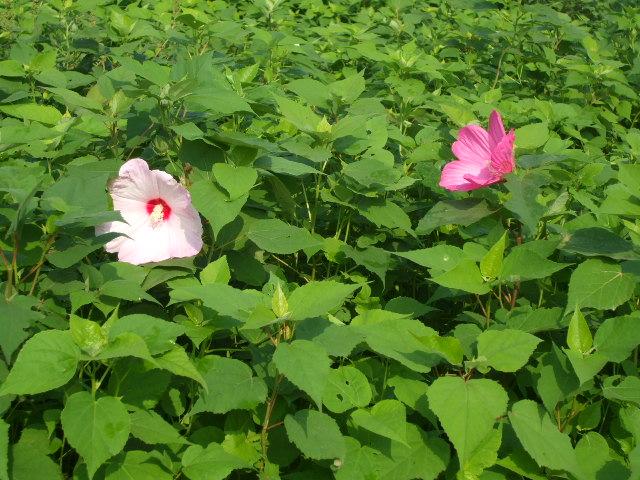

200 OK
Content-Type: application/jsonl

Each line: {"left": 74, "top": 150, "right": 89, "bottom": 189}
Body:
{"left": 96, "top": 158, "right": 203, "bottom": 265}
{"left": 439, "top": 110, "right": 515, "bottom": 191}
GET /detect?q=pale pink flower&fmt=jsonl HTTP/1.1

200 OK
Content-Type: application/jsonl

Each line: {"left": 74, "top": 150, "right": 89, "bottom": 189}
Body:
{"left": 439, "top": 110, "right": 516, "bottom": 191}
{"left": 96, "top": 158, "right": 203, "bottom": 265}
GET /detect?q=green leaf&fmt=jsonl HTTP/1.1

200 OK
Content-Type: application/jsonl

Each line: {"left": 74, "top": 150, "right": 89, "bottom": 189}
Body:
{"left": 0, "top": 420, "right": 7, "bottom": 480}
{"left": 329, "top": 72, "right": 366, "bottom": 103}
{"left": 504, "top": 306, "right": 564, "bottom": 333}
{"left": 351, "top": 399, "right": 408, "bottom": 445}
{"left": 108, "top": 314, "right": 186, "bottom": 355}
{"left": 273, "top": 340, "right": 331, "bottom": 408}
{"left": 212, "top": 164, "right": 257, "bottom": 200}
{"left": 0, "top": 330, "right": 79, "bottom": 396}
{"left": 200, "top": 256, "right": 231, "bottom": 285}
{"left": 274, "top": 95, "right": 322, "bottom": 133}
{"left": 386, "top": 374, "right": 431, "bottom": 420}
{"left": 416, "top": 199, "right": 493, "bottom": 234}
{"left": 427, "top": 377, "right": 507, "bottom": 469}
{"left": 336, "top": 426, "right": 449, "bottom": 480}
{"left": 594, "top": 314, "right": 640, "bottom": 362}
{"left": 480, "top": 232, "right": 508, "bottom": 280}
{"left": 10, "top": 432, "right": 62, "bottom": 480}
{"left": 359, "top": 199, "right": 413, "bottom": 232}
{"left": 104, "top": 451, "right": 173, "bottom": 480}
{"left": 171, "top": 123, "right": 204, "bottom": 141}
{"left": 566, "top": 259, "right": 636, "bottom": 312}
{"left": 130, "top": 409, "right": 189, "bottom": 445}
{"left": 185, "top": 91, "right": 253, "bottom": 115}
{"left": 0, "top": 295, "right": 43, "bottom": 362}
{"left": 463, "top": 427, "right": 502, "bottom": 477}
{"left": 508, "top": 400, "right": 584, "bottom": 478}
{"left": 61, "top": 392, "right": 131, "bottom": 479}
{"left": 560, "top": 227, "right": 639, "bottom": 260}
{"left": 287, "top": 280, "right": 359, "bottom": 321}
{"left": 190, "top": 179, "right": 247, "bottom": 238}
{"left": 284, "top": 409, "right": 345, "bottom": 460}
{"left": 515, "top": 122, "right": 549, "bottom": 149}
{"left": 504, "top": 172, "right": 546, "bottom": 236}
{"left": 247, "top": 219, "right": 322, "bottom": 254}
{"left": 567, "top": 309, "right": 593, "bottom": 354}
{"left": 94, "top": 332, "right": 154, "bottom": 362}
{"left": 170, "top": 283, "right": 262, "bottom": 322}
{"left": 413, "top": 334, "right": 464, "bottom": 365}
{"left": 100, "top": 280, "right": 159, "bottom": 304}
{"left": 477, "top": 329, "right": 542, "bottom": 372}
{"left": 154, "top": 347, "right": 207, "bottom": 389}
{"left": 602, "top": 376, "right": 640, "bottom": 405}
{"left": 564, "top": 349, "right": 607, "bottom": 385}
{"left": 181, "top": 443, "right": 249, "bottom": 480}
{"left": 191, "top": 356, "right": 267, "bottom": 414}
{"left": 395, "top": 245, "right": 466, "bottom": 271}
{"left": 323, "top": 365, "right": 372, "bottom": 413}
{"left": 0, "top": 103, "right": 62, "bottom": 125}
{"left": 255, "top": 155, "right": 321, "bottom": 176}
{"left": 353, "top": 315, "right": 441, "bottom": 373}
{"left": 536, "top": 344, "right": 580, "bottom": 414}
{"left": 286, "top": 78, "right": 331, "bottom": 107}
{"left": 70, "top": 315, "right": 107, "bottom": 356}
{"left": 619, "top": 163, "right": 640, "bottom": 193}
{"left": 271, "top": 282, "right": 289, "bottom": 318}
{"left": 500, "top": 247, "right": 568, "bottom": 283}
{"left": 48, "top": 235, "right": 117, "bottom": 269}
{"left": 431, "top": 259, "right": 490, "bottom": 294}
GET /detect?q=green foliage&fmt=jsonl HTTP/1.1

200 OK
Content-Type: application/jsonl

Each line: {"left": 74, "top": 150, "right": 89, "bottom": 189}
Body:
{"left": 1, "top": 0, "right": 640, "bottom": 478}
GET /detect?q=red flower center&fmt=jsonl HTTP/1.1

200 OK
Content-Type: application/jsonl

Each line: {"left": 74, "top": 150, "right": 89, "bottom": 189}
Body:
{"left": 146, "top": 198, "right": 172, "bottom": 220}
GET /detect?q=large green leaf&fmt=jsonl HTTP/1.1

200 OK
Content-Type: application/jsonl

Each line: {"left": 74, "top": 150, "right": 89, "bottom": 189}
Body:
{"left": 352, "top": 314, "right": 442, "bottom": 372}
{"left": 477, "top": 329, "right": 542, "bottom": 372}
{"left": 181, "top": 443, "right": 249, "bottom": 480}
{"left": 416, "top": 199, "right": 493, "bottom": 234}
{"left": 284, "top": 409, "right": 345, "bottom": 460}
{"left": 594, "top": 314, "right": 640, "bottom": 362}
{"left": 427, "top": 377, "right": 507, "bottom": 471}
{"left": 108, "top": 314, "right": 185, "bottom": 355}
{"left": 560, "top": 227, "right": 639, "bottom": 260}
{"left": 0, "top": 420, "right": 7, "bottom": 480}
{"left": 0, "top": 295, "right": 43, "bottom": 362}
{"left": 191, "top": 355, "right": 267, "bottom": 414}
{"left": 273, "top": 340, "right": 331, "bottom": 408}
{"left": 287, "top": 280, "right": 359, "bottom": 321}
{"left": 190, "top": 180, "right": 247, "bottom": 238}
{"left": 431, "top": 260, "right": 490, "bottom": 294}
{"left": 154, "top": 347, "right": 207, "bottom": 389}
{"left": 509, "top": 400, "right": 584, "bottom": 479}
{"left": 0, "top": 330, "right": 79, "bottom": 396}
{"left": 351, "top": 399, "right": 408, "bottom": 445}
{"left": 566, "top": 259, "right": 636, "bottom": 312}
{"left": 129, "top": 409, "right": 188, "bottom": 445}
{"left": 323, "top": 365, "right": 372, "bottom": 413}
{"left": 246, "top": 218, "right": 322, "bottom": 254}
{"left": 170, "top": 283, "right": 263, "bottom": 322}
{"left": 104, "top": 451, "right": 173, "bottom": 480}
{"left": 61, "top": 392, "right": 131, "bottom": 479}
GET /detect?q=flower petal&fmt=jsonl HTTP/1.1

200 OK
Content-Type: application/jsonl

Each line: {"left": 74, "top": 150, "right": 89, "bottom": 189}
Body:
{"left": 439, "top": 159, "right": 493, "bottom": 191}
{"left": 167, "top": 210, "right": 203, "bottom": 258}
{"left": 95, "top": 221, "right": 131, "bottom": 253}
{"left": 452, "top": 124, "right": 491, "bottom": 165}
{"left": 154, "top": 170, "right": 194, "bottom": 212}
{"left": 488, "top": 110, "right": 506, "bottom": 149}
{"left": 490, "top": 130, "right": 516, "bottom": 175}
{"left": 116, "top": 221, "right": 172, "bottom": 265}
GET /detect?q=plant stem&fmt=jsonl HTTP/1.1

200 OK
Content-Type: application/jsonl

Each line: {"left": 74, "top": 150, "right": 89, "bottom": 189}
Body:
{"left": 260, "top": 374, "right": 283, "bottom": 471}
